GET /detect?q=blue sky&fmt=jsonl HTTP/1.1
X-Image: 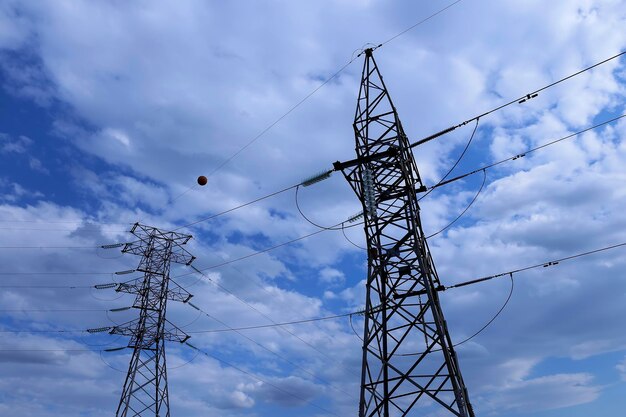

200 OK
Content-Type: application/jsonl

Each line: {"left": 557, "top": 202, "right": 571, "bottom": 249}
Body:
{"left": 1, "top": 1, "right": 626, "bottom": 416}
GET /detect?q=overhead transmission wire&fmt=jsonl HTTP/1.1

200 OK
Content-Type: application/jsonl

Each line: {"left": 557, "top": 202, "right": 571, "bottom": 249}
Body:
{"left": 363, "top": 111, "right": 626, "bottom": 243}
{"left": 185, "top": 300, "right": 357, "bottom": 399}
{"left": 0, "top": 219, "right": 133, "bottom": 226}
{"left": 353, "top": 273, "right": 516, "bottom": 356}
{"left": 430, "top": 112, "right": 626, "bottom": 191}
{"left": 1, "top": 49, "right": 621, "bottom": 238}
{"left": 0, "top": 226, "right": 129, "bottom": 232}
{"left": 2, "top": 53, "right": 623, "bottom": 290}
{"left": 4, "top": 54, "right": 624, "bottom": 415}
{"left": 171, "top": 226, "right": 337, "bottom": 279}
{"left": 425, "top": 168, "right": 487, "bottom": 240}
{"left": 175, "top": 183, "right": 302, "bottom": 230}
{"left": 183, "top": 263, "right": 362, "bottom": 378}
{"left": 409, "top": 50, "right": 626, "bottom": 149}
{"left": 176, "top": 49, "right": 626, "bottom": 237}
{"left": 193, "top": 245, "right": 358, "bottom": 348}
{"left": 448, "top": 274, "right": 514, "bottom": 347}
{"left": 0, "top": 241, "right": 133, "bottom": 250}
{"left": 225, "top": 111, "right": 626, "bottom": 260}
{"left": 375, "top": 0, "right": 465, "bottom": 49}
{"left": 296, "top": 119, "right": 481, "bottom": 242}
{"left": 418, "top": 118, "right": 481, "bottom": 202}
{"left": 0, "top": 308, "right": 114, "bottom": 312}
{"left": 202, "top": 0, "right": 465, "bottom": 181}
{"left": 0, "top": 114, "right": 626, "bottom": 289}
{"left": 0, "top": 244, "right": 113, "bottom": 249}
{"left": 295, "top": 184, "right": 364, "bottom": 231}
{"left": 186, "top": 310, "right": 357, "bottom": 334}
{"left": 180, "top": 233, "right": 364, "bottom": 361}
{"left": 6, "top": 238, "right": 626, "bottom": 335}
{"left": 0, "top": 43, "right": 620, "bottom": 238}
{"left": 0, "top": 3, "right": 463, "bottom": 237}
{"left": 2, "top": 110, "right": 623, "bottom": 281}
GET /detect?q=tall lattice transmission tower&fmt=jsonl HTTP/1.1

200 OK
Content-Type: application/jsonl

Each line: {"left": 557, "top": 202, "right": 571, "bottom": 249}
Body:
{"left": 334, "top": 49, "right": 475, "bottom": 417}
{"left": 110, "top": 223, "right": 196, "bottom": 417}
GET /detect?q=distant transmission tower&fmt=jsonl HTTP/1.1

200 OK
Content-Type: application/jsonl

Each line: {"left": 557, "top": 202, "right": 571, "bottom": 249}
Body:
{"left": 111, "top": 223, "right": 196, "bottom": 417}
{"left": 334, "top": 49, "right": 475, "bottom": 417}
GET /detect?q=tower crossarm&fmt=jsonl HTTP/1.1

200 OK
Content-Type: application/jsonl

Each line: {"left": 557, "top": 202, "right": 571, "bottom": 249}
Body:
{"left": 116, "top": 277, "right": 192, "bottom": 303}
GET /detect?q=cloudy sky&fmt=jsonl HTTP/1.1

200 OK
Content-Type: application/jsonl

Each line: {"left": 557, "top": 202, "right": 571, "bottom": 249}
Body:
{"left": 1, "top": 0, "right": 626, "bottom": 416}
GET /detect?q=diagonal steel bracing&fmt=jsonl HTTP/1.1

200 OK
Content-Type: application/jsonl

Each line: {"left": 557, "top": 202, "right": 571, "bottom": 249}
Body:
{"left": 335, "top": 49, "right": 475, "bottom": 417}
{"left": 111, "top": 223, "right": 196, "bottom": 417}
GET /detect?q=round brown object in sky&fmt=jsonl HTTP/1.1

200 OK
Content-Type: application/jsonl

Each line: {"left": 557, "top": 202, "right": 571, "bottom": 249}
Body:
{"left": 197, "top": 175, "right": 208, "bottom": 186}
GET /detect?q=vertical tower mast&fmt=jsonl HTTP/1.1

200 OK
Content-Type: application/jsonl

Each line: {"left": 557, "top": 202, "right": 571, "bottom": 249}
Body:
{"left": 334, "top": 49, "right": 474, "bottom": 417}
{"left": 111, "top": 223, "right": 196, "bottom": 417}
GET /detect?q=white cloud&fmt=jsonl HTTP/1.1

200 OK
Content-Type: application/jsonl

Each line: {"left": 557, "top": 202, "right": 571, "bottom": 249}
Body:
{"left": 318, "top": 267, "right": 345, "bottom": 285}
{"left": 0, "top": 133, "right": 33, "bottom": 154}
{"left": 482, "top": 373, "right": 601, "bottom": 413}
{"left": 617, "top": 355, "right": 626, "bottom": 381}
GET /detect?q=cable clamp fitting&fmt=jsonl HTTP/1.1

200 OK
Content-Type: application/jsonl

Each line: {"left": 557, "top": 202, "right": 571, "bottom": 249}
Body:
{"left": 518, "top": 93, "right": 539, "bottom": 104}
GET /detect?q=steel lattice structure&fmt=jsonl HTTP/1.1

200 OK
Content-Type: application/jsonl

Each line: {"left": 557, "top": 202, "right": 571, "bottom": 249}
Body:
{"left": 334, "top": 49, "right": 475, "bottom": 417}
{"left": 111, "top": 223, "right": 196, "bottom": 417}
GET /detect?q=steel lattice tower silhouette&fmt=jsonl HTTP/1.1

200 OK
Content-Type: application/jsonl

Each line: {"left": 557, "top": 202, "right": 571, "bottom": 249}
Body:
{"left": 334, "top": 49, "right": 474, "bottom": 417}
{"left": 111, "top": 223, "right": 196, "bottom": 417}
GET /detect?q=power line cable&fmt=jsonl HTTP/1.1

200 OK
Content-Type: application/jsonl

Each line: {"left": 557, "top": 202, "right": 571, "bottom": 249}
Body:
{"left": 3, "top": 49, "right": 622, "bottom": 238}
{"left": 173, "top": 228, "right": 330, "bottom": 278}
{"left": 376, "top": 0, "right": 465, "bottom": 49}
{"left": 418, "top": 118, "right": 480, "bottom": 202}
{"left": 175, "top": 183, "right": 301, "bottom": 230}
{"left": 166, "top": 239, "right": 626, "bottom": 335}
{"left": 0, "top": 245, "right": 108, "bottom": 249}
{"left": 204, "top": 0, "right": 464, "bottom": 179}
{"left": 0, "top": 282, "right": 116, "bottom": 290}
{"left": 0, "top": 284, "right": 96, "bottom": 289}
{"left": 294, "top": 185, "right": 364, "bottom": 231}
{"left": 387, "top": 273, "right": 515, "bottom": 357}
{"left": 332, "top": 113, "right": 624, "bottom": 248}
{"left": 0, "top": 227, "right": 129, "bottom": 232}
{"left": 0, "top": 219, "right": 132, "bottom": 226}
{"left": 185, "top": 301, "right": 357, "bottom": 399}
{"left": 0, "top": 271, "right": 116, "bottom": 275}
{"left": 186, "top": 310, "right": 357, "bottom": 334}
{"left": 410, "top": 50, "right": 626, "bottom": 149}
{"left": 425, "top": 168, "right": 486, "bottom": 239}
{"left": 445, "top": 241, "right": 626, "bottom": 290}
{"left": 341, "top": 222, "right": 366, "bottom": 250}
{"left": 206, "top": 58, "right": 358, "bottom": 179}
{"left": 431, "top": 112, "right": 626, "bottom": 190}
{"left": 4, "top": 110, "right": 623, "bottom": 278}
{"left": 5, "top": 240, "right": 626, "bottom": 334}
{"left": 0, "top": 242, "right": 131, "bottom": 250}
{"left": 452, "top": 274, "right": 514, "bottom": 347}
{"left": 184, "top": 264, "right": 362, "bottom": 378}
{"left": 0, "top": 308, "right": 112, "bottom": 312}
{"left": 184, "top": 241, "right": 361, "bottom": 352}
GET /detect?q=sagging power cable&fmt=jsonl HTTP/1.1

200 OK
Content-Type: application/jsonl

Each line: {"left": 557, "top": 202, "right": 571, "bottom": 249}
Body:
{"left": 425, "top": 168, "right": 487, "bottom": 239}
{"left": 418, "top": 118, "right": 480, "bottom": 202}
{"left": 430, "top": 113, "right": 626, "bottom": 191}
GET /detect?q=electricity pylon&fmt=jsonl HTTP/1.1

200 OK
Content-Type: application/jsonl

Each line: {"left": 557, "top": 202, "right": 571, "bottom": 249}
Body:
{"left": 110, "top": 223, "right": 196, "bottom": 417}
{"left": 334, "top": 49, "right": 475, "bottom": 417}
